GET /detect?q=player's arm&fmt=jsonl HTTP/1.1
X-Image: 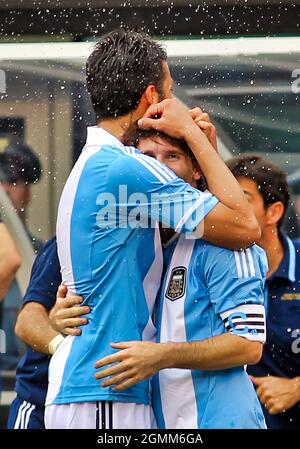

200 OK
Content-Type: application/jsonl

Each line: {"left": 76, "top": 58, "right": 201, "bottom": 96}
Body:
{"left": 0, "top": 222, "right": 21, "bottom": 300}
{"left": 15, "top": 301, "right": 61, "bottom": 355}
{"left": 14, "top": 238, "right": 68, "bottom": 355}
{"left": 94, "top": 334, "right": 262, "bottom": 391}
{"left": 161, "top": 333, "right": 263, "bottom": 370}
{"left": 94, "top": 246, "right": 267, "bottom": 390}
{"left": 14, "top": 238, "right": 62, "bottom": 355}
{"left": 16, "top": 285, "right": 89, "bottom": 353}
{"left": 139, "top": 99, "right": 261, "bottom": 249}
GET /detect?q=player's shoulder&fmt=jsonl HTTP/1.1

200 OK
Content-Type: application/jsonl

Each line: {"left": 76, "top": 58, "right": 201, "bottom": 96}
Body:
{"left": 109, "top": 145, "right": 178, "bottom": 183}
{"left": 80, "top": 143, "right": 131, "bottom": 164}
{"left": 198, "top": 240, "right": 266, "bottom": 260}
{"left": 195, "top": 241, "right": 268, "bottom": 278}
{"left": 36, "top": 236, "right": 57, "bottom": 259}
{"left": 31, "top": 237, "right": 59, "bottom": 276}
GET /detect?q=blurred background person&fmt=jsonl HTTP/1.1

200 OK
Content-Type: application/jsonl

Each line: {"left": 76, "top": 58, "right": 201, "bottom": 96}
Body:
{"left": 0, "top": 140, "right": 43, "bottom": 253}
{"left": 0, "top": 215, "right": 21, "bottom": 301}
{"left": 0, "top": 214, "right": 21, "bottom": 398}
{"left": 7, "top": 237, "right": 62, "bottom": 429}
{"left": 227, "top": 154, "right": 300, "bottom": 429}
{"left": 0, "top": 140, "right": 43, "bottom": 371}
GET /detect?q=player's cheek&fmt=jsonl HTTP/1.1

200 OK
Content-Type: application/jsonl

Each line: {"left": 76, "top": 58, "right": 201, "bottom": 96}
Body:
{"left": 172, "top": 163, "right": 184, "bottom": 179}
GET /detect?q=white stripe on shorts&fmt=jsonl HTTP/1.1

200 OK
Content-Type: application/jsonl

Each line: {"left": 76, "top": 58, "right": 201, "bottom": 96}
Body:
{"left": 45, "top": 401, "right": 156, "bottom": 429}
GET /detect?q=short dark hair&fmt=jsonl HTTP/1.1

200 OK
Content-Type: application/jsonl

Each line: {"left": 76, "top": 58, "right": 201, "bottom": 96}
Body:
{"left": 227, "top": 153, "right": 290, "bottom": 229}
{"left": 86, "top": 28, "right": 167, "bottom": 121}
{"left": 0, "top": 140, "right": 42, "bottom": 184}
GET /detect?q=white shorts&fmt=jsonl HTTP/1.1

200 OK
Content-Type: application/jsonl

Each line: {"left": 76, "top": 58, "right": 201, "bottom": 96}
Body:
{"left": 45, "top": 401, "right": 156, "bottom": 429}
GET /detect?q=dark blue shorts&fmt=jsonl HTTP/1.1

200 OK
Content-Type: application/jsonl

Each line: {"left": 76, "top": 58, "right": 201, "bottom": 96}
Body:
{"left": 7, "top": 396, "right": 45, "bottom": 429}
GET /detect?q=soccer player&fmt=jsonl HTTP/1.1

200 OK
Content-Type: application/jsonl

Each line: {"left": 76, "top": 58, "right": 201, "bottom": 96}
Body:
{"left": 45, "top": 29, "right": 260, "bottom": 429}
{"left": 0, "top": 141, "right": 43, "bottom": 372}
{"left": 93, "top": 130, "right": 268, "bottom": 428}
{"left": 227, "top": 154, "right": 300, "bottom": 429}
{"left": 7, "top": 122, "right": 210, "bottom": 429}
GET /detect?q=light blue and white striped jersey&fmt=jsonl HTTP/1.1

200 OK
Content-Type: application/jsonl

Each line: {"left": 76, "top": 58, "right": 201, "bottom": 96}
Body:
{"left": 153, "top": 235, "right": 268, "bottom": 429}
{"left": 46, "top": 126, "right": 218, "bottom": 406}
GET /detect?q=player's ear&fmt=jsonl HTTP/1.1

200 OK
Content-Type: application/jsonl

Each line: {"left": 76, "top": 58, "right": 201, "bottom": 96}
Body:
{"left": 142, "top": 85, "right": 160, "bottom": 106}
{"left": 135, "top": 85, "right": 160, "bottom": 121}
{"left": 266, "top": 201, "right": 285, "bottom": 227}
{"left": 192, "top": 163, "right": 202, "bottom": 181}
{"left": 1, "top": 181, "right": 11, "bottom": 194}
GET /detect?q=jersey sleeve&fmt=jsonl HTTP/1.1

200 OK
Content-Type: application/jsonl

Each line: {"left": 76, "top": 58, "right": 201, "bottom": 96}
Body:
{"left": 203, "top": 244, "right": 268, "bottom": 343}
{"left": 23, "top": 237, "right": 61, "bottom": 311}
{"left": 106, "top": 151, "right": 219, "bottom": 234}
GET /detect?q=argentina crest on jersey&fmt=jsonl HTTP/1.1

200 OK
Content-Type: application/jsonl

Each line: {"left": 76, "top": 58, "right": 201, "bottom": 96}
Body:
{"left": 165, "top": 266, "right": 187, "bottom": 301}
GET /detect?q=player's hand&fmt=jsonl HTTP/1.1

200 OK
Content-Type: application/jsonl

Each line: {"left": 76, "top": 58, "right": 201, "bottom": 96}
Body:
{"left": 49, "top": 284, "right": 90, "bottom": 336}
{"left": 250, "top": 375, "right": 300, "bottom": 414}
{"left": 138, "top": 98, "right": 198, "bottom": 139}
{"left": 94, "top": 341, "right": 168, "bottom": 391}
{"left": 189, "top": 107, "right": 218, "bottom": 152}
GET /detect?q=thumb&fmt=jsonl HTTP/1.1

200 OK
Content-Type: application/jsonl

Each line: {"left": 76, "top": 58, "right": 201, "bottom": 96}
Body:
{"left": 141, "top": 99, "right": 170, "bottom": 119}
{"left": 138, "top": 117, "right": 163, "bottom": 131}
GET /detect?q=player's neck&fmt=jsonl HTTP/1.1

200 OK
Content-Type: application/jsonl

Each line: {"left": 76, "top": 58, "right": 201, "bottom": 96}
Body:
{"left": 260, "top": 227, "right": 285, "bottom": 279}
{"left": 98, "top": 111, "right": 141, "bottom": 143}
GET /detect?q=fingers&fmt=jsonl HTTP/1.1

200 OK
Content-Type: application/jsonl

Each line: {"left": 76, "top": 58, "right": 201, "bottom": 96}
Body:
{"left": 51, "top": 317, "right": 88, "bottom": 336}
{"left": 49, "top": 303, "right": 89, "bottom": 335}
{"left": 94, "top": 352, "right": 123, "bottom": 370}
{"left": 267, "top": 401, "right": 282, "bottom": 415}
{"left": 258, "top": 390, "right": 269, "bottom": 405}
{"left": 194, "top": 120, "right": 216, "bottom": 135}
{"left": 189, "top": 107, "right": 204, "bottom": 120}
{"left": 256, "top": 385, "right": 266, "bottom": 401}
{"left": 190, "top": 108, "right": 211, "bottom": 124}
{"left": 110, "top": 341, "right": 137, "bottom": 350}
{"left": 138, "top": 117, "right": 164, "bottom": 131}
{"left": 56, "top": 294, "right": 83, "bottom": 308}
{"left": 63, "top": 327, "right": 82, "bottom": 336}
{"left": 62, "top": 317, "right": 89, "bottom": 328}
{"left": 249, "top": 375, "right": 262, "bottom": 386}
{"left": 140, "top": 99, "right": 171, "bottom": 120}
{"left": 194, "top": 120, "right": 213, "bottom": 130}
{"left": 58, "top": 305, "right": 90, "bottom": 319}
{"left": 112, "top": 378, "right": 140, "bottom": 392}
{"left": 192, "top": 112, "right": 218, "bottom": 152}
{"left": 57, "top": 283, "right": 67, "bottom": 299}
{"left": 264, "top": 397, "right": 279, "bottom": 414}
{"left": 199, "top": 112, "right": 210, "bottom": 122}
{"left": 101, "top": 370, "right": 134, "bottom": 388}
{"left": 94, "top": 362, "right": 125, "bottom": 380}
{"left": 63, "top": 296, "right": 84, "bottom": 307}
{"left": 56, "top": 285, "right": 84, "bottom": 308}
{"left": 195, "top": 121, "right": 215, "bottom": 142}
